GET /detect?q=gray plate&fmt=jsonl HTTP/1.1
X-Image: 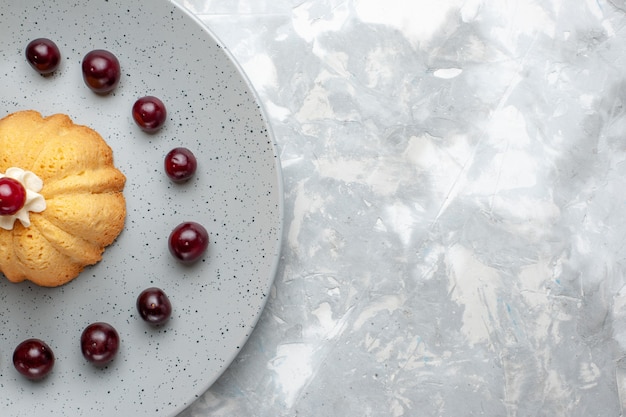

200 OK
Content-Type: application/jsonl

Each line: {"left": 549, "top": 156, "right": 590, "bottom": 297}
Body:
{"left": 0, "top": 0, "right": 283, "bottom": 415}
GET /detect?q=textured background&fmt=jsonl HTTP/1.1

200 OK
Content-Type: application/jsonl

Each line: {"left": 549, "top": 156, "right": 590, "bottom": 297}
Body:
{"left": 175, "top": 0, "right": 626, "bottom": 415}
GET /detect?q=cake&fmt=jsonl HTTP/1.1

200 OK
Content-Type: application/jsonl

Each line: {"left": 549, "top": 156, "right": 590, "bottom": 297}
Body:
{"left": 0, "top": 110, "right": 126, "bottom": 287}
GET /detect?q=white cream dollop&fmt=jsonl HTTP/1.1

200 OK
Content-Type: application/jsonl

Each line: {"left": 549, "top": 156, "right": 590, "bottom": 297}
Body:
{"left": 0, "top": 167, "right": 46, "bottom": 230}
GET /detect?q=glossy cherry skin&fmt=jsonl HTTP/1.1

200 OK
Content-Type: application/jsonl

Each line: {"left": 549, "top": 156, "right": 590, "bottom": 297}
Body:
{"left": 80, "top": 322, "right": 120, "bottom": 366}
{"left": 132, "top": 96, "right": 167, "bottom": 132}
{"left": 81, "top": 49, "right": 120, "bottom": 94}
{"left": 164, "top": 147, "right": 197, "bottom": 182}
{"left": 0, "top": 177, "right": 27, "bottom": 215}
{"left": 13, "top": 338, "right": 55, "bottom": 380}
{"left": 25, "top": 38, "right": 61, "bottom": 75}
{"left": 137, "top": 287, "right": 172, "bottom": 325}
{"left": 168, "top": 222, "right": 209, "bottom": 264}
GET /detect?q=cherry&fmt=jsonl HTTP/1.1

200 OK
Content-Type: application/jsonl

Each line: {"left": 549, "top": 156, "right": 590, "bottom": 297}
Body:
{"left": 25, "top": 38, "right": 61, "bottom": 75}
{"left": 137, "top": 287, "right": 172, "bottom": 325}
{"left": 81, "top": 49, "right": 121, "bottom": 94}
{"left": 164, "top": 147, "right": 197, "bottom": 182}
{"left": 80, "top": 322, "right": 120, "bottom": 366}
{"left": 168, "top": 222, "right": 209, "bottom": 264}
{"left": 132, "top": 96, "right": 167, "bottom": 132}
{"left": 13, "top": 338, "right": 55, "bottom": 380}
{"left": 0, "top": 177, "right": 27, "bottom": 215}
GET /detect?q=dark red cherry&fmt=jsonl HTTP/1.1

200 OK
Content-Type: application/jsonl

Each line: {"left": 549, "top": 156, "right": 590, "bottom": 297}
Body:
{"left": 81, "top": 49, "right": 121, "bottom": 94}
{"left": 80, "top": 322, "right": 120, "bottom": 366}
{"left": 137, "top": 287, "right": 172, "bottom": 325}
{"left": 164, "top": 147, "right": 197, "bottom": 182}
{"left": 0, "top": 177, "right": 27, "bottom": 215}
{"left": 168, "top": 222, "right": 209, "bottom": 264}
{"left": 25, "top": 38, "right": 61, "bottom": 75}
{"left": 13, "top": 338, "right": 55, "bottom": 380}
{"left": 132, "top": 96, "right": 167, "bottom": 132}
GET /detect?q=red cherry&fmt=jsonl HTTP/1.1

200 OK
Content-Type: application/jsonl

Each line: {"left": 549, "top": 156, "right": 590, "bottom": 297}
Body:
{"left": 132, "top": 96, "right": 167, "bottom": 132}
{"left": 136, "top": 287, "right": 172, "bottom": 325}
{"left": 0, "top": 177, "right": 27, "bottom": 215}
{"left": 81, "top": 49, "right": 121, "bottom": 94}
{"left": 13, "top": 339, "right": 55, "bottom": 380}
{"left": 25, "top": 38, "right": 61, "bottom": 75}
{"left": 164, "top": 147, "right": 197, "bottom": 182}
{"left": 80, "top": 322, "right": 120, "bottom": 366}
{"left": 168, "top": 222, "right": 209, "bottom": 264}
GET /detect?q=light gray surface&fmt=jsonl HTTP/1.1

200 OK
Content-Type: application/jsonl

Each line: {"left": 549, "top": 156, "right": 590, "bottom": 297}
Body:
{"left": 178, "top": 0, "right": 626, "bottom": 416}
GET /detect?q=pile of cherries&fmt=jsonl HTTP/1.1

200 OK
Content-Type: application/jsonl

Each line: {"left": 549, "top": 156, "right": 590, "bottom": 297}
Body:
{"left": 9, "top": 38, "right": 210, "bottom": 380}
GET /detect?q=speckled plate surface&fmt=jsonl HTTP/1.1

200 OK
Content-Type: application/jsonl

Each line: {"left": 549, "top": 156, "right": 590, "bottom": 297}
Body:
{"left": 0, "top": 0, "right": 283, "bottom": 415}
